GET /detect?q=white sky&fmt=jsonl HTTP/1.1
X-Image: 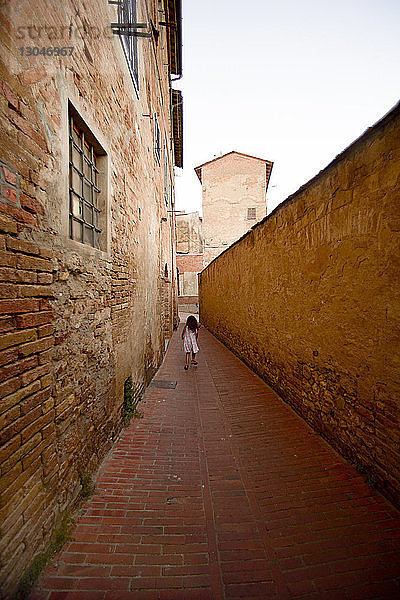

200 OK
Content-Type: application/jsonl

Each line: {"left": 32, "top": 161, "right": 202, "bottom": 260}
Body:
{"left": 173, "top": 0, "right": 400, "bottom": 216}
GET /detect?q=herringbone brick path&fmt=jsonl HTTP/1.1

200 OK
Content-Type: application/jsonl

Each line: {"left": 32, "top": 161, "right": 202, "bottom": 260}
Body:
{"left": 30, "top": 324, "right": 400, "bottom": 599}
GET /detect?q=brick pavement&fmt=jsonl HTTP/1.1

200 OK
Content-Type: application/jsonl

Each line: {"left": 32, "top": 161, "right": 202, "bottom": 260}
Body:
{"left": 30, "top": 325, "right": 400, "bottom": 599}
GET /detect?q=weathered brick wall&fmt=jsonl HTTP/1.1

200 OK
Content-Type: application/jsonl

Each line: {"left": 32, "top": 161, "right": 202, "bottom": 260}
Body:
{"left": 178, "top": 295, "right": 198, "bottom": 305}
{"left": 176, "top": 212, "right": 203, "bottom": 297}
{"left": 176, "top": 211, "right": 203, "bottom": 254}
{"left": 199, "top": 104, "right": 400, "bottom": 508}
{"left": 198, "top": 152, "right": 271, "bottom": 265}
{"left": 176, "top": 254, "right": 204, "bottom": 273}
{"left": 0, "top": 0, "right": 177, "bottom": 595}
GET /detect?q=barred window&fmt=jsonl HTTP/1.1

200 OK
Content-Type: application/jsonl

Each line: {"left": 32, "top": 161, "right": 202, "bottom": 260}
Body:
{"left": 247, "top": 207, "right": 256, "bottom": 220}
{"left": 154, "top": 114, "right": 161, "bottom": 165}
{"left": 163, "top": 141, "right": 168, "bottom": 205}
{"left": 69, "top": 115, "right": 101, "bottom": 248}
{"left": 119, "top": 0, "right": 139, "bottom": 90}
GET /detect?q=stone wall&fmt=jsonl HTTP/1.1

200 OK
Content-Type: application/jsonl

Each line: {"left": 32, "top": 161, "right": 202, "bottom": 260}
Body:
{"left": 199, "top": 103, "right": 400, "bottom": 508}
{"left": 0, "top": 0, "right": 178, "bottom": 595}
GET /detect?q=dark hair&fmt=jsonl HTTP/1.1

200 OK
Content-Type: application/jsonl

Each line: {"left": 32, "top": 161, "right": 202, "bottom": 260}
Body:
{"left": 186, "top": 315, "right": 198, "bottom": 332}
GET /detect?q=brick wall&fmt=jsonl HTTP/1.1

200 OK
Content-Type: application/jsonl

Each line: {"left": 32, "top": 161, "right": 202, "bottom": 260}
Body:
{"left": 198, "top": 152, "right": 272, "bottom": 265}
{"left": 199, "top": 103, "right": 400, "bottom": 508}
{"left": 0, "top": 0, "right": 178, "bottom": 595}
{"left": 176, "top": 253, "right": 204, "bottom": 273}
{"left": 178, "top": 295, "right": 198, "bottom": 305}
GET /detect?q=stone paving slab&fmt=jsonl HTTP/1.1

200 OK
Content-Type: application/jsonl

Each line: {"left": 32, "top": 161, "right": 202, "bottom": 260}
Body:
{"left": 30, "top": 325, "right": 400, "bottom": 599}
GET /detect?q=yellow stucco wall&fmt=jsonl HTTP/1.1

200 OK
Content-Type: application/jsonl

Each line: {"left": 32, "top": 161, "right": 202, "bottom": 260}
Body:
{"left": 199, "top": 103, "right": 400, "bottom": 507}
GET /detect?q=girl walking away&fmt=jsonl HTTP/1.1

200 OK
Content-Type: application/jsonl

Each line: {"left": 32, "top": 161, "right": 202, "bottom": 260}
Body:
{"left": 182, "top": 315, "right": 200, "bottom": 370}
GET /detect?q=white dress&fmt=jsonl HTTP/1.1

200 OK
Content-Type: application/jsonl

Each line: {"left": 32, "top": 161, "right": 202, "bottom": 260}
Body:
{"left": 183, "top": 327, "right": 199, "bottom": 353}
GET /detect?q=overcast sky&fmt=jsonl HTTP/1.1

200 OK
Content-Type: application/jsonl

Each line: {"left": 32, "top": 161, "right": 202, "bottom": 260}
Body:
{"left": 173, "top": 0, "right": 400, "bottom": 216}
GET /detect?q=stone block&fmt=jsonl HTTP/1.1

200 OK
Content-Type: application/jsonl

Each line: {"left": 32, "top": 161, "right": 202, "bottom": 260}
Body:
{"left": 16, "top": 310, "right": 53, "bottom": 329}
{"left": 21, "top": 408, "right": 54, "bottom": 444}
{"left": 0, "top": 266, "right": 37, "bottom": 283}
{"left": 16, "top": 254, "right": 53, "bottom": 272}
{"left": 37, "top": 272, "right": 53, "bottom": 284}
{"left": 1, "top": 186, "right": 18, "bottom": 204}
{"left": 18, "top": 335, "right": 53, "bottom": 358}
{"left": 0, "top": 202, "right": 37, "bottom": 227}
{"left": 20, "top": 381, "right": 51, "bottom": 415}
{"left": 38, "top": 348, "right": 54, "bottom": 365}
{"left": 0, "top": 328, "right": 37, "bottom": 352}
{"left": 16, "top": 284, "right": 53, "bottom": 298}
{"left": 6, "top": 237, "right": 39, "bottom": 255}
{"left": 20, "top": 363, "right": 51, "bottom": 388}
{"left": 0, "top": 432, "right": 41, "bottom": 478}
{"left": 37, "top": 323, "right": 54, "bottom": 338}
{"left": 0, "top": 404, "right": 21, "bottom": 434}
{"left": 19, "top": 194, "right": 45, "bottom": 216}
{"left": 0, "top": 251, "right": 17, "bottom": 267}
{"left": 0, "top": 357, "right": 39, "bottom": 388}
{"left": 0, "top": 376, "right": 20, "bottom": 399}
{"left": 0, "top": 215, "right": 18, "bottom": 234}
{"left": 0, "top": 433, "right": 21, "bottom": 468}
{"left": 2, "top": 167, "right": 17, "bottom": 186}
{"left": 1, "top": 380, "right": 41, "bottom": 415}
{"left": 0, "top": 316, "right": 15, "bottom": 332}
{"left": 0, "top": 298, "right": 40, "bottom": 314}
{"left": 0, "top": 347, "right": 18, "bottom": 367}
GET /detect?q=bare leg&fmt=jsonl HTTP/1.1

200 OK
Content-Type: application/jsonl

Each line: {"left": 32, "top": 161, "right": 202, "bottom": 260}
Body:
{"left": 191, "top": 352, "right": 198, "bottom": 365}
{"left": 184, "top": 352, "right": 190, "bottom": 369}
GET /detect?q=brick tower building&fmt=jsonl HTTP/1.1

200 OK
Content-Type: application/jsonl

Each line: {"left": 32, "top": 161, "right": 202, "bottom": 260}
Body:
{"left": 195, "top": 151, "right": 273, "bottom": 265}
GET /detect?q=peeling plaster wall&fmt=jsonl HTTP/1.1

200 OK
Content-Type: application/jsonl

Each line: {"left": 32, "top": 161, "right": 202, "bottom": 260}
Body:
{"left": 199, "top": 104, "right": 400, "bottom": 508}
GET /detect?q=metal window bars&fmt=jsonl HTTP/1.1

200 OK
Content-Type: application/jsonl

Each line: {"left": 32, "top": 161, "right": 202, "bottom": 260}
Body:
{"left": 164, "top": 141, "right": 169, "bottom": 206}
{"left": 109, "top": 0, "right": 150, "bottom": 89}
{"left": 69, "top": 115, "right": 102, "bottom": 249}
{"left": 154, "top": 114, "right": 161, "bottom": 164}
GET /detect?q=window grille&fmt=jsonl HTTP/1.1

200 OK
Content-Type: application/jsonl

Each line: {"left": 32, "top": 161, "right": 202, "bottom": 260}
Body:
{"left": 69, "top": 115, "right": 101, "bottom": 248}
{"left": 163, "top": 141, "right": 168, "bottom": 205}
{"left": 154, "top": 114, "right": 161, "bottom": 164}
{"left": 118, "top": 0, "right": 139, "bottom": 89}
{"left": 247, "top": 207, "right": 256, "bottom": 220}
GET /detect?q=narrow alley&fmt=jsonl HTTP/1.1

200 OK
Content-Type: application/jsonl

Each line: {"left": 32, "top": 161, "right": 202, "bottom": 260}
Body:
{"left": 29, "top": 320, "right": 400, "bottom": 600}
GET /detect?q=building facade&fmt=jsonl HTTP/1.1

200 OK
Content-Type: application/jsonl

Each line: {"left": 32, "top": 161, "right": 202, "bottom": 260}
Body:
{"left": 195, "top": 151, "right": 273, "bottom": 265}
{"left": 0, "top": 0, "right": 182, "bottom": 595}
{"left": 175, "top": 152, "right": 273, "bottom": 308}
{"left": 176, "top": 211, "right": 203, "bottom": 311}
